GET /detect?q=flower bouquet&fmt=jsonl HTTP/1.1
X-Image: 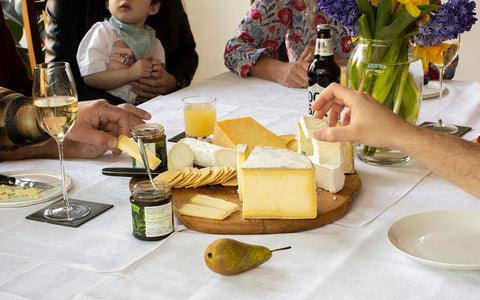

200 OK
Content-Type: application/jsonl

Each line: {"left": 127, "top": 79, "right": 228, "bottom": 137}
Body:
{"left": 316, "top": 0, "right": 477, "bottom": 164}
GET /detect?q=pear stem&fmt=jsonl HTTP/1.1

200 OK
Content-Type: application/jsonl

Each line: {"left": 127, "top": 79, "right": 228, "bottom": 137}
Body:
{"left": 270, "top": 246, "right": 291, "bottom": 253}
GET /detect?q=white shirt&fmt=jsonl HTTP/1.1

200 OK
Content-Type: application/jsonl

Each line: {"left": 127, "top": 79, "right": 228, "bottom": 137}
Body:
{"left": 77, "top": 21, "right": 166, "bottom": 103}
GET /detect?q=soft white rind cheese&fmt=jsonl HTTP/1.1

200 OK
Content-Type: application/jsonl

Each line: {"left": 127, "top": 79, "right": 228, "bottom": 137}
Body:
{"left": 178, "top": 137, "right": 236, "bottom": 167}
{"left": 308, "top": 157, "right": 345, "bottom": 193}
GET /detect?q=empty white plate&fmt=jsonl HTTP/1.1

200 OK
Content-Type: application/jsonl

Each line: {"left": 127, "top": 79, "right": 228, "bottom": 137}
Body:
{"left": 387, "top": 210, "right": 480, "bottom": 270}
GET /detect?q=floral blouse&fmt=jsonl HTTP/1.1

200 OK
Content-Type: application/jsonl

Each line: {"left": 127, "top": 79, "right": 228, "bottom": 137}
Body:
{"left": 224, "top": 0, "right": 352, "bottom": 78}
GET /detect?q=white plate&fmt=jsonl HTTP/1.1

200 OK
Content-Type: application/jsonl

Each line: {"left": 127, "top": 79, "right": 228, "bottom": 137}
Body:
{"left": 387, "top": 210, "right": 480, "bottom": 270}
{"left": 0, "top": 170, "right": 72, "bottom": 208}
{"left": 422, "top": 81, "right": 447, "bottom": 99}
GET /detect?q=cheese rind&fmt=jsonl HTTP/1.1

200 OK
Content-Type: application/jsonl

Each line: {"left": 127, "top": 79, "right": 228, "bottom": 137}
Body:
{"left": 213, "top": 117, "right": 286, "bottom": 153}
{"left": 343, "top": 141, "right": 355, "bottom": 174}
{"left": 242, "top": 146, "right": 317, "bottom": 219}
{"left": 117, "top": 135, "right": 161, "bottom": 170}
{"left": 236, "top": 144, "right": 248, "bottom": 201}
{"left": 178, "top": 137, "right": 236, "bottom": 167}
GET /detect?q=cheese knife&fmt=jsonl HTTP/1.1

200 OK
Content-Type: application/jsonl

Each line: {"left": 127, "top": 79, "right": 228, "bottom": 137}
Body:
{"left": 0, "top": 174, "right": 54, "bottom": 190}
{"left": 102, "top": 168, "right": 162, "bottom": 177}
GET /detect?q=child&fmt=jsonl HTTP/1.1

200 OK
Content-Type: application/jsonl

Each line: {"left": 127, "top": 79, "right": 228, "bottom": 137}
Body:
{"left": 77, "top": 0, "right": 165, "bottom": 104}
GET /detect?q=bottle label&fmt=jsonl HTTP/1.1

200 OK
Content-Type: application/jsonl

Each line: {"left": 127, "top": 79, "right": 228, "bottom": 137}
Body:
{"left": 307, "top": 83, "right": 325, "bottom": 116}
{"left": 315, "top": 38, "right": 333, "bottom": 56}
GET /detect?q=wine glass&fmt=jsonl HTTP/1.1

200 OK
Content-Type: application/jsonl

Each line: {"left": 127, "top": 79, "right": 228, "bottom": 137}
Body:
{"left": 424, "top": 35, "right": 460, "bottom": 134}
{"left": 33, "top": 62, "right": 91, "bottom": 221}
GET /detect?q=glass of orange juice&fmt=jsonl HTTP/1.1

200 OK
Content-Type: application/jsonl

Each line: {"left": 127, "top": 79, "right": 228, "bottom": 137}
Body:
{"left": 182, "top": 96, "right": 217, "bottom": 140}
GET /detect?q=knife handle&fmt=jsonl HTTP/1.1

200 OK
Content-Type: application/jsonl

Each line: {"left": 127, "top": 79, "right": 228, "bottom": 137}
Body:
{"left": 102, "top": 168, "right": 162, "bottom": 178}
{"left": 0, "top": 174, "right": 15, "bottom": 185}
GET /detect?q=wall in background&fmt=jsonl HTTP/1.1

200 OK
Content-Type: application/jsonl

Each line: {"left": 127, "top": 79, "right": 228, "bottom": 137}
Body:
{"left": 185, "top": 0, "right": 480, "bottom": 83}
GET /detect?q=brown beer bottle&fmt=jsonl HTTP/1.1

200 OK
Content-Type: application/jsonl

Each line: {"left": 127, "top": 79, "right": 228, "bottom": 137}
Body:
{"left": 307, "top": 24, "right": 340, "bottom": 115}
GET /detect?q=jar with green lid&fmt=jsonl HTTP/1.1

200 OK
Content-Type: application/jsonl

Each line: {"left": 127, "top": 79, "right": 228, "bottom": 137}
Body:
{"left": 131, "top": 123, "right": 167, "bottom": 172}
{"left": 130, "top": 180, "right": 173, "bottom": 241}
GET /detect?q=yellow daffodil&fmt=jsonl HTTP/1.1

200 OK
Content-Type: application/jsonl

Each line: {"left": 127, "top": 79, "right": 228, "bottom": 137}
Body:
{"left": 415, "top": 43, "right": 451, "bottom": 71}
{"left": 397, "top": 0, "right": 430, "bottom": 17}
{"left": 369, "top": 0, "right": 398, "bottom": 8}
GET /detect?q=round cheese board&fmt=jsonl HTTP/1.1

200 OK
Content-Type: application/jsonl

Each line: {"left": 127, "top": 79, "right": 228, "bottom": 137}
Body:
{"left": 130, "top": 173, "right": 361, "bottom": 234}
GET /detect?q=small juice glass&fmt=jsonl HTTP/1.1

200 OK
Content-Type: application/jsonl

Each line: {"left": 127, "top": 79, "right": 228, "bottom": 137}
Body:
{"left": 182, "top": 96, "right": 217, "bottom": 139}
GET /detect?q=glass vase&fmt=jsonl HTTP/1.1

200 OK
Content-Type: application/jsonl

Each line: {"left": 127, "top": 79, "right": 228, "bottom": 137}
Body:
{"left": 347, "top": 38, "right": 423, "bottom": 165}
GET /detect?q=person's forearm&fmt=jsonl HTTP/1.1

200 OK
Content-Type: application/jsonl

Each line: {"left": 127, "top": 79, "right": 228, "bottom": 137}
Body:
{"left": 250, "top": 55, "right": 288, "bottom": 83}
{"left": 83, "top": 69, "right": 133, "bottom": 90}
{"left": 397, "top": 125, "right": 480, "bottom": 197}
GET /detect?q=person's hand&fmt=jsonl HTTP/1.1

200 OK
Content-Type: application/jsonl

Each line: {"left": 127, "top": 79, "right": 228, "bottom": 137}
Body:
{"left": 64, "top": 99, "right": 151, "bottom": 157}
{"left": 277, "top": 46, "right": 314, "bottom": 88}
{"left": 311, "top": 83, "right": 412, "bottom": 149}
{"left": 129, "top": 58, "right": 155, "bottom": 81}
{"left": 131, "top": 61, "right": 177, "bottom": 103}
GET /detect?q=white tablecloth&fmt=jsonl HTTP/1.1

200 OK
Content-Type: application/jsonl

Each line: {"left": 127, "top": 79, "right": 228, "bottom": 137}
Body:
{"left": 0, "top": 72, "right": 479, "bottom": 299}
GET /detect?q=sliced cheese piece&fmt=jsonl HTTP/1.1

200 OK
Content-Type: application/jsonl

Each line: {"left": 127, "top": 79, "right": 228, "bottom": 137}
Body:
{"left": 286, "top": 138, "right": 298, "bottom": 152}
{"left": 190, "top": 194, "right": 239, "bottom": 215}
{"left": 178, "top": 137, "right": 236, "bottom": 167}
{"left": 236, "top": 144, "right": 248, "bottom": 201}
{"left": 117, "top": 135, "right": 161, "bottom": 170}
{"left": 242, "top": 146, "right": 316, "bottom": 219}
{"left": 278, "top": 134, "right": 296, "bottom": 147}
{"left": 168, "top": 142, "right": 193, "bottom": 170}
{"left": 312, "top": 138, "right": 344, "bottom": 166}
{"left": 300, "top": 115, "right": 328, "bottom": 138}
{"left": 343, "top": 141, "right": 355, "bottom": 174}
{"left": 213, "top": 117, "right": 286, "bottom": 153}
{"left": 177, "top": 203, "right": 231, "bottom": 220}
{"left": 308, "top": 157, "right": 345, "bottom": 193}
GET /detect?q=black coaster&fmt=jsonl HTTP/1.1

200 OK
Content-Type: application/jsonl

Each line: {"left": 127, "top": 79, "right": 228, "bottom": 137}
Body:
{"left": 168, "top": 131, "right": 186, "bottom": 143}
{"left": 26, "top": 199, "right": 113, "bottom": 228}
{"left": 419, "top": 122, "right": 472, "bottom": 137}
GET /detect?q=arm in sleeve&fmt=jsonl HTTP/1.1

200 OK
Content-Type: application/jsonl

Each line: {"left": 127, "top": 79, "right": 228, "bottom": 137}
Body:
{"left": 224, "top": 1, "right": 290, "bottom": 78}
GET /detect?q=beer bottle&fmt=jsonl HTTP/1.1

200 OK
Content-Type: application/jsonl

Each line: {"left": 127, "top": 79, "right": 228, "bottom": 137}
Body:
{"left": 307, "top": 24, "right": 340, "bottom": 116}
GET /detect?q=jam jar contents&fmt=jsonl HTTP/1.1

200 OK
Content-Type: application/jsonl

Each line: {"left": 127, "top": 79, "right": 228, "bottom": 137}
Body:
{"left": 131, "top": 123, "right": 167, "bottom": 172}
{"left": 130, "top": 180, "right": 174, "bottom": 241}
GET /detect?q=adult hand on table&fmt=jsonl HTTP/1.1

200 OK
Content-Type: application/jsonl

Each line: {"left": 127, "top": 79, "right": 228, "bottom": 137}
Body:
{"left": 311, "top": 83, "right": 480, "bottom": 198}
{"left": 251, "top": 46, "right": 314, "bottom": 89}
{"left": 64, "top": 100, "right": 151, "bottom": 158}
{"left": 131, "top": 61, "right": 177, "bottom": 103}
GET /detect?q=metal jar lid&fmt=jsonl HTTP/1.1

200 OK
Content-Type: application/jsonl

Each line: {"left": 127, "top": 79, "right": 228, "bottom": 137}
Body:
{"left": 131, "top": 123, "right": 165, "bottom": 140}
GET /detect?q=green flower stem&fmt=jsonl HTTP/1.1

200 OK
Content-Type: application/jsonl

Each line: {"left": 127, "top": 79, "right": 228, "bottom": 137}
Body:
{"left": 393, "top": 63, "right": 410, "bottom": 114}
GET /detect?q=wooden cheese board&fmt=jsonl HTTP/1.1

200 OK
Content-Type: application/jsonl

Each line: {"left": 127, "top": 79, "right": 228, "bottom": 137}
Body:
{"left": 130, "top": 173, "right": 361, "bottom": 234}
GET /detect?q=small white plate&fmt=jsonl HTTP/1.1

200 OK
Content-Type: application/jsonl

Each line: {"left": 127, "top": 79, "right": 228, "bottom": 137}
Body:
{"left": 422, "top": 81, "right": 447, "bottom": 99}
{"left": 0, "top": 170, "right": 72, "bottom": 208}
{"left": 387, "top": 210, "right": 480, "bottom": 270}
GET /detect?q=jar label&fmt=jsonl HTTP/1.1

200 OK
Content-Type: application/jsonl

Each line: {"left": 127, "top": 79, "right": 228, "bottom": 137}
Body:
{"left": 315, "top": 38, "right": 333, "bottom": 56}
{"left": 132, "top": 142, "right": 156, "bottom": 168}
{"left": 131, "top": 202, "right": 173, "bottom": 238}
{"left": 307, "top": 83, "right": 325, "bottom": 116}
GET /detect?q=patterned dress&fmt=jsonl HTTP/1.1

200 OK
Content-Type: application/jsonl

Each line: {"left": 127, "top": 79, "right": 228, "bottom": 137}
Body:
{"left": 224, "top": 0, "right": 352, "bottom": 78}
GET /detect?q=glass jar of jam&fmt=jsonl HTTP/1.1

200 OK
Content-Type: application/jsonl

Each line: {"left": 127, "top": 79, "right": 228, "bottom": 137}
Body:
{"left": 130, "top": 180, "right": 174, "bottom": 241}
{"left": 131, "top": 123, "right": 167, "bottom": 172}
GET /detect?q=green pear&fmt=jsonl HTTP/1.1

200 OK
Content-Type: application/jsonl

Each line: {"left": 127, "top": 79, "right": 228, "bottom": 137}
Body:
{"left": 204, "top": 238, "right": 290, "bottom": 275}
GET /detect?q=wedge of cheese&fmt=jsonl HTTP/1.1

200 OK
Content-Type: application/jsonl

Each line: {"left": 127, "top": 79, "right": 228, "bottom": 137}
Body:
{"left": 117, "top": 135, "right": 161, "bottom": 170}
{"left": 312, "top": 139, "right": 344, "bottom": 166}
{"left": 241, "top": 146, "right": 317, "bottom": 219}
{"left": 236, "top": 144, "right": 249, "bottom": 201}
{"left": 309, "top": 158, "right": 345, "bottom": 193}
{"left": 178, "top": 137, "right": 236, "bottom": 167}
{"left": 213, "top": 117, "right": 286, "bottom": 154}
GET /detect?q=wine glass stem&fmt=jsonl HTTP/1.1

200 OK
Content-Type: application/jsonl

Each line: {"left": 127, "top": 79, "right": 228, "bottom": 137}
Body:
{"left": 57, "top": 140, "right": 71, "bottom": 216}
{"left": 436, "top": 68, "right": 445, "bottom": 127}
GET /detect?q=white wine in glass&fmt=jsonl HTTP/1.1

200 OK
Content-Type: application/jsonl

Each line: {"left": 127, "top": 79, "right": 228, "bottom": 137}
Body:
{"left": 424, "top": 35, "right": 460, "bottom": 134}
{"left": 33, "top": 62, "right": 91, "bottom": 221}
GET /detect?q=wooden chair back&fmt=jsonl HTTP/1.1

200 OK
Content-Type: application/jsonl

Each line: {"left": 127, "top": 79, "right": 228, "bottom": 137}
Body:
{"left": 21, "top": 0, "right": 47, "bottom": 74}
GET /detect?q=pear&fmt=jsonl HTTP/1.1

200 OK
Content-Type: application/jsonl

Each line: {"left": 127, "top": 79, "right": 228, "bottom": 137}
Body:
{"left": 204, "top": 238, "right": 290, "bottom": 275}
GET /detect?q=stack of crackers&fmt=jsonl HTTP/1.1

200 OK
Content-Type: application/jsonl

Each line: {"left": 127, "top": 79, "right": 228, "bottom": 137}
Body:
{"left": 153, "top": 166, "right": 237, "bottom": 188}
